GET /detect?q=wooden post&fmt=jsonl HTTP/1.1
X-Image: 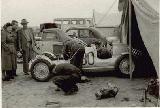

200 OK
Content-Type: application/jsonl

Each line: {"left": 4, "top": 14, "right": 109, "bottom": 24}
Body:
{"left": 129, "top": 0, "right": 132, "bottom": 80}
{"left": 92, "top": 9, "right": 96, "bottom": 27}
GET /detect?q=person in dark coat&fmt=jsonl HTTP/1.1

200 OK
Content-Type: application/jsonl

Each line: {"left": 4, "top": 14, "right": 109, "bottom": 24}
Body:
{"left": 11, "top": 20, "right": 19, "bottom": 76}
{"left": 97, "top": 47, "right": 112, "bottom": 59}
{"left": 94, "top": 40, "right": 112, "bottom": 59}
{"left": 63, "top": 38, "right": 86, "bottom": 68}
{"left": 18, "top": 19, "right": 37, "bottom": 75}
{"left": 1, "top": 23, "right": 17, "bottom": 81}
{"left": 52, "top": 63, "right": 81, "bottom": 95}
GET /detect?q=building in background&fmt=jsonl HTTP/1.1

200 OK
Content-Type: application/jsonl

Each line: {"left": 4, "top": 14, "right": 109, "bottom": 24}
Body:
{"left": 54, "top": 18, "right": 93, "bottom": 31}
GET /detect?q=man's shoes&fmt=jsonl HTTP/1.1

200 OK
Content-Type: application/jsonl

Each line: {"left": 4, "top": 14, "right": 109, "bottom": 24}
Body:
{"left": 71, "top": 85, "right": 78, "bottom": 92}
{"left": 2, "top": 77, "right": 10, "bottom": 81}
{"left": 64, "top": 91, "right": 76, "bottom": 95}
{"left": 10, "top": 76, "right": 14, "bottom": 79}
{"left": 13, "top": 74, "right": 18, "bottom": 76}
{"left": 24, "top": 73, "right": 29, "bottom": 75}
{"left": 64, "top": 86, "right": 78, "bottom": 95}
{"left": 79, "top": 76, "right": 91, "bottom": 83}
{"left": 55, "top": 88, "right": 61, "bottom": 91}
{"left": 14, "top": 74, "right": 18, "bottom": 76}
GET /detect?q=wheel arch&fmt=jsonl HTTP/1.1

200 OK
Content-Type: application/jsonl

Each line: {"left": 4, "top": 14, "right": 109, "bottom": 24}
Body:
{"left": 114, "top": 53, "right": 135, "bottom": 77}
{"left": 29, "top": 55, "right": 54, "bottom": 72}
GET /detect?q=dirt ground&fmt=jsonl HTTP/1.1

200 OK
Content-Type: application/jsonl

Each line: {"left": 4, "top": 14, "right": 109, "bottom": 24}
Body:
{"left": 2, "top": 64, "right": 159, "bottom": 108}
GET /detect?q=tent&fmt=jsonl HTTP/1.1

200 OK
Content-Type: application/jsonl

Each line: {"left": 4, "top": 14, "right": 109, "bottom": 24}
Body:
{"left": 119, "top": 0, "right": 159, "bottom": 76}
{"left": 94, "top": 11, "right": 122, "bottom": 27}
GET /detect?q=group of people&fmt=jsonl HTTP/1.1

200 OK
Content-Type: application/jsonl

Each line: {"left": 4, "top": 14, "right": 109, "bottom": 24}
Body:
{"left": 1, "top": 19, "right": 37, "bottom": 81}
{"left": 53, "top": 37, "right": 88, "bottom": 95}
{"left": 53, "top": 36, "right": 112, "bottom": 95}
{"left": 1, "top": 18, "right": 111, "bottom": 95}
{"left": 53, "top": 34, "right": 113, "bottom": 95}
{"left": 1, "top": 18, "right": 89, "bottom": 95}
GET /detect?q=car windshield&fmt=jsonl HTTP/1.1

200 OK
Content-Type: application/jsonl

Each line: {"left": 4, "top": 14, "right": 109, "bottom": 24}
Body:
{"left": 42, "top": 32, "right": 60, "bottom": 41}
{"left": 67, "top": 30, "right": 78, "bottom": 38}
{"left": 79, "top": 30, "right": 89, "bottom": 38}
{"left": 79, "top": 30, "right": 95, "bottom": 38}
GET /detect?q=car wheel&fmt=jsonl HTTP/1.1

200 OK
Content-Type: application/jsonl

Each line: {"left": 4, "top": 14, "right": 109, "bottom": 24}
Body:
{"left": 30, "top": 59, "right": 52, "bottom": 82}
{"left": 115, "top": 55, "right": 135, "bottom": 77}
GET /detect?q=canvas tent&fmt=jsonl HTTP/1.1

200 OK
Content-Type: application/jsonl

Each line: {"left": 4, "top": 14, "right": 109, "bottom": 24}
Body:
{"left": 94, "top": 11, "right": 122, "bottom": 27}
{"left": 119, "top": 0, "right": 159, "bottom": 76}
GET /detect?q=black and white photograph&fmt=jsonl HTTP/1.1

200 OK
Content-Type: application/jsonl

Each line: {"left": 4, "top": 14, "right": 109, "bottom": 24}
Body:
{"left": 1, "top": 0, "right": 159, "bottom": 107}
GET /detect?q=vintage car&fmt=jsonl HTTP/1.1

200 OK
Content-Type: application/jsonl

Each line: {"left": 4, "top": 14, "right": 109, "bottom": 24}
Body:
{"left": 35, "top": 28, "right": 71, "bottom": 56}
{"left": 29, "top": 28, "right": 136, "bottom": 82}
{"left": 35, "top": 27, "right": 111, "bottom": 57}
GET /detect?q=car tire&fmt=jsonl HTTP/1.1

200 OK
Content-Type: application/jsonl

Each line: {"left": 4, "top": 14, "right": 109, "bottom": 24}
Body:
{"left": 115, "top": 55, "right": 135, "bottom": 78}
{"left": 30, "top": 58, "right": 53, "bottom": 82}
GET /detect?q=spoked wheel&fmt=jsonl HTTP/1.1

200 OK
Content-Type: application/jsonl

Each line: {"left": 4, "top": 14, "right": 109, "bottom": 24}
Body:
{"left": 115, "top": 55, "right": 135, "bottom": 77}
{"left": 30, "top": 59, "right": 52, "bottom": 82}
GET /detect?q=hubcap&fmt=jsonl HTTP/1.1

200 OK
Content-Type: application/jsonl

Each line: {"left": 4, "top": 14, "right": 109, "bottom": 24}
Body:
{"left": 119, "top": 58, "right": 135, "bottom": 75}
{"left": 33, "top": 62, "right": 50, "bottom": 79}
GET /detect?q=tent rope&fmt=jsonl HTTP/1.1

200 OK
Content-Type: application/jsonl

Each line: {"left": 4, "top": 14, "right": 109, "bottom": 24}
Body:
{"left": 97, "top": 0, "right": 118, "bottom": 25}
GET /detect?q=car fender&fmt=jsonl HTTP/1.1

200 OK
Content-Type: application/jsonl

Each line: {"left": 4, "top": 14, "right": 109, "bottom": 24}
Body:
{"left": 120, "top": 52, "right": 129, "bottom": 56}
{"left": 42, "top": 52, "right": 58, "bottom": 60}
{"left": 29, "top": 55, "right": 54, "bottom": 72}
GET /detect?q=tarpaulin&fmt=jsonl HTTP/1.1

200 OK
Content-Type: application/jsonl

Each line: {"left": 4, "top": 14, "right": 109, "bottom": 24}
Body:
{"left": 131, "top": 0, "right": 159, "bottom": 74}
{"left": 94, "top": 11, "right": 122, "bottom": 27}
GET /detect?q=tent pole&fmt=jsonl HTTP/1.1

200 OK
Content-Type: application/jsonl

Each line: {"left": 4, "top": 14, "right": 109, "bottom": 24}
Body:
{"left": 92, "top": 9, "right": 96, "bottom": 27}
{"left": 129, "top": 0, "right": 132, "bottom": 80}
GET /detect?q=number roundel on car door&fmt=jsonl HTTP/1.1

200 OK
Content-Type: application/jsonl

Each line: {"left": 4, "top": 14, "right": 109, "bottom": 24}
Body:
{"left": 88, "top": 52, "right": 94, "bottom": 65}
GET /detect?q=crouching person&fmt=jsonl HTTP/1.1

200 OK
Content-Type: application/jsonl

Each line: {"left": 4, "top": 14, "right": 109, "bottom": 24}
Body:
{"left": 52, "top": 63, "right": 81, "bottom": 95}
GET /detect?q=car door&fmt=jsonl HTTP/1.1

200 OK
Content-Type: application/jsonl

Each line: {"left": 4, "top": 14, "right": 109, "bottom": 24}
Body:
{"left": 82, "top": 46, "right": 95, "bottom": 68}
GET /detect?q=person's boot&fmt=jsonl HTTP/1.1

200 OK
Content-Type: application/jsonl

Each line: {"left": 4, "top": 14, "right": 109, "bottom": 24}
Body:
{"left": 3, "top": 77, "right": 10, "bottom": 81}
{"left": 79, "top": 76, "right": 91, "bottom": 83}
{"left": 2, "top": 70, "right": 6, "bottom": 81}
{"left": 9, "top": 70, "right": 14, "bottom": 79}
{"left": 9, "top": 71, "right": 14, "bottom": 79}
{"left": 13, "top": 70, "right": 18, "bottom": 76}
{"left": 72, "top": 84, "right": 78, "bottom": 92}
{"left": 3, "top": 71, "right": 11, "bottom": 81}
{"left": 55, "top": 86, "right": 61, "bottom": 91}
{"left": 24, "top": 72, "right": 29, "bottom": 75}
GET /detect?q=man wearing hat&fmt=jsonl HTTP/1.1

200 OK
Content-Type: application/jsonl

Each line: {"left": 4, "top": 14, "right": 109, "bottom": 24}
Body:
{"left": 18, "top": 19, "right": 37, "bottom": 75}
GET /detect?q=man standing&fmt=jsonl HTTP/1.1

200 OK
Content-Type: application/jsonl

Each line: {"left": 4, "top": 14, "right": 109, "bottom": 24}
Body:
{"left": 11, "top": 20, "right": 19, "bottom": 76}
{"left": 18, "top": 19, "right": 36, "bottom": 75}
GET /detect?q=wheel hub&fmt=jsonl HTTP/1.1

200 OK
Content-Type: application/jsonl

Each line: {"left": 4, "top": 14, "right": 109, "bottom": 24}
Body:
{"left": 33, "top": 62, "right": 50, "bottom": 79}
{"left": 119, "top": 58, "right": 135, "bottom": 75}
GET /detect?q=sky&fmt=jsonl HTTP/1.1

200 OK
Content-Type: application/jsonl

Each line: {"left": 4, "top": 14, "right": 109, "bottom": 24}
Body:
{"left": 1, "top": 0, "right": 120, "bottom": 26}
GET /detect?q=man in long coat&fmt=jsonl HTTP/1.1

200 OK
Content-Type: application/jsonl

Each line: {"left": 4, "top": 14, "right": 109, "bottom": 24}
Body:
{"left": 18, "top": 19, "right": 37, "bottom": 75}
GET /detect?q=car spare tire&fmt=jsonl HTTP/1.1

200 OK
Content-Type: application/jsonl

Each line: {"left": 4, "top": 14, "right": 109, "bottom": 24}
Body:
{"left": 115, "top": 55, "right": 135, "bottom": 77}
{"left": 30, "top": 58, "right": 54, "bottom": 82}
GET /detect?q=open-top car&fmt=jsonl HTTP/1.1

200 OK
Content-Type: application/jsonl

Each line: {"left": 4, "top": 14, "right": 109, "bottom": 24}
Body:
{"left": 29, "top": 28, "right": 137, "bottom": 82}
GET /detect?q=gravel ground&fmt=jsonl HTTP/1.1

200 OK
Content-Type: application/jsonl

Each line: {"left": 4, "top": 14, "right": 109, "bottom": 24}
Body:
{"left": 2, "top": 64, "right": 158, "bottom": 108}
